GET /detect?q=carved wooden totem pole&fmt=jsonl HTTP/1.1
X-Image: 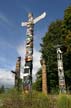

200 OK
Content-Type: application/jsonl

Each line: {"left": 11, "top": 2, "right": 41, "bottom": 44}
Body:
{"left": 11, "top": 57, "right": 21, "bottom": 90}
{"left": 40, "top": 59, "right": 47, "bottom": 95}
{"left": 21, "top": 12, "right": 46, "bottom": 92}
{"left": 57, "top": 47, "right": 66, "bottom": 93}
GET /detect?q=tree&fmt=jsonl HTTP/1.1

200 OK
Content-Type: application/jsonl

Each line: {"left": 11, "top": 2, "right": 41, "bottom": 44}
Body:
{"left": 41, "top": 20, "right": 66, "bottom": 93}
{"left": 63, "top": 6, "right": 71, "bottom": 91}
{"left": 0, "top": 85, "right": 5, "bottom": 93}
{"left": 40, "top": 6, "right": 71, "bottom": 93}
{"left": 64, "top": 6, "right": 71, "bottom": 31}
{"left": 34, "top": 6, "right": 71, "bottom": 93}
{"left": 63, "top": 31, "right": 71, "bottom": 91}
{"left": 32, "top": 68, "right": 42, "bottom": 91}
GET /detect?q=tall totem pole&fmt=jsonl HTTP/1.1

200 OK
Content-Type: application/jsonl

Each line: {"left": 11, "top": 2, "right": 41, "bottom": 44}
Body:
{"left": 57, "top": 47, "right": 66, "bottom": 93}
{"left": 21, "top": 12, "right": 46, "bottom": 92}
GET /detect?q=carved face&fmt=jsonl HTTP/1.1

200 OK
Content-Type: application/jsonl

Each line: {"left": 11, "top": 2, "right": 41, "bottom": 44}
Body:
{"left": 28, "top": 13, "right": 33, "bottom": 18}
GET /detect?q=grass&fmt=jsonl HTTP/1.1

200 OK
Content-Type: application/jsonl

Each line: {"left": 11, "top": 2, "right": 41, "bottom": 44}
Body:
{"left": 0, "top": 89, "right": 71, "bottom": 108}
{"left": 57, "top": 94, "right": 69, "bottom": 108}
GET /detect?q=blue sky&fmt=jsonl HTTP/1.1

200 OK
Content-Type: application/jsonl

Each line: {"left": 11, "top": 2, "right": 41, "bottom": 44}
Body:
{"left": 0, "top": 0, "right": 71, "bottom": 86}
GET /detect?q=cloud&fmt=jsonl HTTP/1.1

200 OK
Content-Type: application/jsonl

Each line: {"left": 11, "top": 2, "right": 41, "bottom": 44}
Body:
{"left": 17, "top": 41, "right": 41, "bottom": 80}
{"left": 0, "top": 13, "right": 11, "bottom": 26}
{"left": 0, "top": 39, "right": 16, "bottom": 88}
{"left": 33, "top": 48, "right": 41, "bottom": 81}
{"left": 0, "top": 39, "right": 16, "bottom": 70}
{"left": 33, "top": 49, "right": 41, "bottom": 74}
{"left": 17, "top": 41, "right": 26, "bottom": 58}
{"left": 0, "top": 12, "right": 18, "bottom": 32}
{"left": 0, "top": 68, "right": 14, "bottom": 88}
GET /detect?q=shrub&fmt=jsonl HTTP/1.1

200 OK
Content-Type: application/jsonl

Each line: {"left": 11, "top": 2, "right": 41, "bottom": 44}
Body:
{"left": 1, "top": 90, "right": 49, "bottom": 108}
{"left": 68, "top": 95, "right": 71, "bottom": 108}
{"left": 57, "top": 94, "right": 69, "bottom": 108}
{"left": 23, "top": 91, "right": 49, "bottom": 108}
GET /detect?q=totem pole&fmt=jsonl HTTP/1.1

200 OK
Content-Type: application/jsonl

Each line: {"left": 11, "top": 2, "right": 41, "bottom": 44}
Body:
{"left": 40, "top": 58, "right": 47, "bottom": 95}
{"left": 21, "top": 12, "right": 46, "bottom": 92}
{"left": 11, "top": 57, "right": 21, "bottom": 90}
{"left": 57, "top": 47, "right": 66, "bottom": 93}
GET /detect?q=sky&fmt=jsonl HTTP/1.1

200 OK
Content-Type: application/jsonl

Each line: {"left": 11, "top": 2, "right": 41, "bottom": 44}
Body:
{"left": 0, "top": 0, "right": 71, "bottom": 87}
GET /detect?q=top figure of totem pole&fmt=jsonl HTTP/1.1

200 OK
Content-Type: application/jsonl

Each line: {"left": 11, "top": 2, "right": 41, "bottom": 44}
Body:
{"left": 21, "top": 12, "right": 46, "bottom": 92}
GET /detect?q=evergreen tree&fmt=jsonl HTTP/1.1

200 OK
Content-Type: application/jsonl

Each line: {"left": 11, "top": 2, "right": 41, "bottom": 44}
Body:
{"left": 34, "top": 6, "right": 71, "bottom": 93}
{"left": 32, "top": 68, "right": 42, "bottom": 91}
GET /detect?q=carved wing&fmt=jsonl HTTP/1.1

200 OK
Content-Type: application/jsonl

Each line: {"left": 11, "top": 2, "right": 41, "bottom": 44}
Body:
{"left": 57, "top": 48, "right": 62, "bottom": 54}
{"left": 33, "top": 12, "right": 46, "bottom": 24}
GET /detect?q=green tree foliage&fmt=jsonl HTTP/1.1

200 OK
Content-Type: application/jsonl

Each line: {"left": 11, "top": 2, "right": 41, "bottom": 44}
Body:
{"left": 63, "top": 6, "right": 71, "bottom": 91}
{"left": 35, "top": 5, "right": 71, "bottom": 93}
{"left": 0, "top": 85, "right": 5, "bottom": 94}
{"left": 41, "top": 20, "right": 64, "bottom": 93}
{"left": 32, "top": 68, "right": 42, "bottom": 91}
{"left": 65, "top": 31, "right": 71, "bottom": 52}
{"left": 64, "top": 6, "right": 71, "bottom": 31}
{"left": 63, "top": 31, "right": 71, "bottom": 91}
